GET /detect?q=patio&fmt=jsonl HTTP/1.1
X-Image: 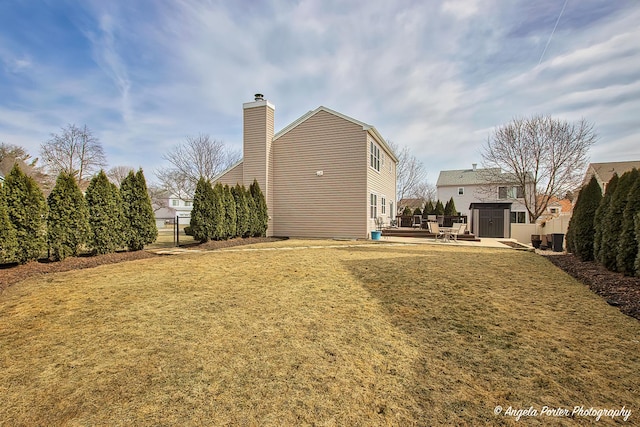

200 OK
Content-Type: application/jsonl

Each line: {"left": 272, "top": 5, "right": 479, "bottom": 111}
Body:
{"left": 381, "top": 226, "right": 480, "bottom": 242}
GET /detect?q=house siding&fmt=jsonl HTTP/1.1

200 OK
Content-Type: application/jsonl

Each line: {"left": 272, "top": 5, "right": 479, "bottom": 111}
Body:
{"left": 366, "top": 133, "right": 397, "bottom": 235}
{"left": 215, "top": 161, "right": 244, "bottom": 187}
{"left": 272, "top": 110, "right": 368, "bottom": 238}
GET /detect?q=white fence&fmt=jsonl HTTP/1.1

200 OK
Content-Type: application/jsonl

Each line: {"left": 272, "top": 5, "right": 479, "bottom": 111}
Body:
{"left": 511, "top": 214, "right": 571, "bottom": 246}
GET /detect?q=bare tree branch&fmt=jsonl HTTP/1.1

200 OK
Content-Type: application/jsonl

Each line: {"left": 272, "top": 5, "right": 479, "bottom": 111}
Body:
{"left": 40, "top": 124, "right": 107, "bottom": 188}
{"left": 155, "top": 134, "right": 241, "bottom": 197}
{"left": 387, "top": 140, "right": 428, "bottom": 203}
{"left": 481, "top": 115, "right": 596, "bottom": 221}
{"left": 107, "top": 165, "right": 135, "bottom": 186}
{"left": 1, "top": 142, "right": 53, "bottom": 193}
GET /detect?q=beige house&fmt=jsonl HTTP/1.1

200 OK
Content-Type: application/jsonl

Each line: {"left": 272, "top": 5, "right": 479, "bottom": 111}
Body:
{"left": 582, "top": 161, "right": 640, "bottom": 193}
{"left": 214, "top": 94, "right": 397, "bottom": 238}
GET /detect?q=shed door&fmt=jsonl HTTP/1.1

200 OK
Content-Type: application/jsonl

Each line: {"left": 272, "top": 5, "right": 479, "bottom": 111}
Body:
{"left": 478, "top": 209, "right": 505, "bottom": 238}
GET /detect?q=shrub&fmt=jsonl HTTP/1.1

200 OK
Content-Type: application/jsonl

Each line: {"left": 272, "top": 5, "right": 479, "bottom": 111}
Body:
{"left": 249, "top": 179, "right": 268, "bottom": 237}
{"left": 617, "top": 171, "right": 640, "bottom": 275}
{"left": 594, "top": 174, "right": 618, "bottom": 263}
{"left": 233, "top": 184, "right": 250, "bottom": 238}
{"left": 121, "top": 169, "right": 158, "bottom": 251}
{"left": 47, "top": 172, "right": 90, "bottom": 261}
{"left": 184, "top": 226, "right": 194, "bottom": 236}
{"left": 86, "top": 171, "right": 127, "bottom": 254}
{"left": 434, "top": 200, "right": 445, "bottom": 216}
{"left": 212, "top": 183, "right": 226, "bottom": 240}
{"left": 190, "top": 178, "right": 214, "bottom": 242}
{"left": 402, "top": 206, "right": 412, "bottom": 216}
{"left": 599, "top": 169, "right": 639, "bottom": 271}
{"left": 413, "top": 207, "right": 422, "bottom": 216}
{"left": 224, "top": 184, "right": 237, "bottom": 239}
{"left": 635, "top": 212, "right": 640, "bottom": 277}
{"left": 0, "top": 184, "right": 18, "bottom": 264}
{"left": 565, "top": 176, "right": 602, "bottom": 261}
{"left": 422, "top": 200, "right": 434, "bottom": 218}
{"left": 444, "top": 197, "right": 457, "bottom": 216}
{"left": 4, "top": 164, "right": 47, "bottom": 263}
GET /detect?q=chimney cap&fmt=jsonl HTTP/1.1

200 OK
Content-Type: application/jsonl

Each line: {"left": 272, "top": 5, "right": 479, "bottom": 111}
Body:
{"left": 472, "top": 163, "right": 477, "bottom": 171}
{"left": 254, "top": 93, "right": 264, "bottom": 101}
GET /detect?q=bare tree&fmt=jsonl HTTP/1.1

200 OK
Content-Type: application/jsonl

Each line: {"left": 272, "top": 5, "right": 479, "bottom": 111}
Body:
{"left": 481, "top": 115, "right": 596, "bottom": 222}
{"left": 1, "top": 143, "right": 53, "bottom": 193}
{"left": 387, "top": 140, "right": 427, "bottom": 203}
{"left": 156, "top": 134, "right": 241, "bottom": 197}
{"left": 147, "top": 184, "right": 170, "bottom": 213}
{"left": 40, "top": 124, "right": 107, "bottom": 188}
{"left": 412, "top": 180, "right": 437, "bottom": 203}
{"left": 107, "top": 165, "right": 135, "bottom": 186}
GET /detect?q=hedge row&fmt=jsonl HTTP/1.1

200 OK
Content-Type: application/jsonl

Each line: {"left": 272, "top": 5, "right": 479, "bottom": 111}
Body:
{"left": 566, "top": 168, "right": 640, "bottom": 276}
{"left": 189, "top": 179, "right": 267, "bottom": 242}
{"left": 0, "top": 165, "right": 157, "bottom": 264}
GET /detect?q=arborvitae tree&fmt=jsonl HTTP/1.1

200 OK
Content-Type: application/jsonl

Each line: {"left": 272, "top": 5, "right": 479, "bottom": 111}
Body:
{"left": 402, "top": 206, "right": 412, "bottom": 216}
{"left": 223, "top": 184, "right": 237, "bottom": 239}
{"left": 85, "top": 171, "right": 126, "bottom": 254}
{"left": 190, "top": 178, "right": 214, "bottom": 242}
{"left": 434, "top": 200, "right": 445, "bottom": 216}
{"left": 4, "top": 165, "right": 47, "bottom": 263}
{"left": 594, "top": 174, "right": 618, "bottom": 263}
{"left": 121, "top": 169, "right": 158, "bottom": 251}
{"left": 212, "top": 183, "right": 226, "bottom": 240}
{"left": 413, "top": 207, "right": 422, "bottom": 216}
{"left": 635, "top": 212, "right": 640, "bottom": 277}
{"left": 246, "top": 187, "right": 258, "bottom": 237}
{"left": 599, "top": 169, "right": 639, "bottom": 271}
{"left": 444, "top": 197, "right": 457, "bottom": 216}
{"left": 249, "top": 179, "right": 268, "bottom": 237}
{"left": 0, "top": 185, "right": 19, "bottom": 264}
{"left": 233, "top": 184, "right": 250, "bottom": 238}
{"left": 617, "top": 170, "right": 640, "bottom": 275}
{"left": 422, "top": 200, "right": 434, "bottom": 219}
{"left": 47, "top": 172, "right": 90, "bottom": 261}
{"left": 565, "top": 176, "right": 602, "bottom": 261}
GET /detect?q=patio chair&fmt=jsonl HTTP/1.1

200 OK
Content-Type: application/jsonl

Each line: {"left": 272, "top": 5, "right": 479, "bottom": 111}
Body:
{"left": 450, "top": 223, "right": 466, "bottom": 242}
{"left": 427, "top": 222, "right": 442, "bottom": 241}
{"left": 412, "top": 215, "right": 422, "bottom": 229}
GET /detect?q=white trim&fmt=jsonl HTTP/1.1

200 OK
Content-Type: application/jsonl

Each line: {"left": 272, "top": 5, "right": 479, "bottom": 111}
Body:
{"left": 243, "top": 99, "right": 276, "bottom": 110}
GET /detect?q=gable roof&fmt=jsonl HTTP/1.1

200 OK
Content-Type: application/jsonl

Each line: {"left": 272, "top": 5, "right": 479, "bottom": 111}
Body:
{"left": 583, "top": 161, "right": 640, "bottom": 188}
{"left": 436, "top": 168, "right": 502, "bottom": 186}
{"left": 274, "top": 106, "right": 398, "bottom": 163}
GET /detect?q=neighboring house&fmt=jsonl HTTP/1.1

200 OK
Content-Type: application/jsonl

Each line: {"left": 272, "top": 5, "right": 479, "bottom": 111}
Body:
{"left": 582, "top": 161, "right": 640, "bottom": 193}
{"left": 398, "top": 198, "right": 425, "bottom": 214}
{"left": 436, "top": 164, "right": 534, "bottom": 238}
{"left": 153, "top": 194, "right": 193, "bottom": 228}
{"left": 214, "top": 94, "right": 397, "bottom": 238}
{"left": 538, "top": 196, "right": 573, "bottom": 223}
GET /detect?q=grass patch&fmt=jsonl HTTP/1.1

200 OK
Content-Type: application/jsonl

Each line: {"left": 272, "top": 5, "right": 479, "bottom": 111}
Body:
{"left": 0, "top": 243, "right": 638, "bottom": 425}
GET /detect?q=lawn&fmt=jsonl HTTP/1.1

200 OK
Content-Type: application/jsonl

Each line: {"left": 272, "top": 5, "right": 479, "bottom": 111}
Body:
{"left": 0, "top": 242, "right": 638, "bottom": 425}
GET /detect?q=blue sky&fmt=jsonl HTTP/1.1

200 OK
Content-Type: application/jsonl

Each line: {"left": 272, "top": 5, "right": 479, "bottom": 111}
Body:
{"left": 1, "top": 0, "right": 639, "bottom": 184}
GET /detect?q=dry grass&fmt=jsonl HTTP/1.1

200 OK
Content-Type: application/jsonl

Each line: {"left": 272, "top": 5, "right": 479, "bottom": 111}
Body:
{"left": 0, "top": 243, "right": 638, "bottom": 426}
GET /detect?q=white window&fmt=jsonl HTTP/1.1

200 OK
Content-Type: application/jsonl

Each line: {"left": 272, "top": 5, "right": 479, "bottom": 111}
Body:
{"left": 370, "top": 193, "right": 377, "bottom": 219}
{"left": 370, "top": 141, "right": 381, "bottom": 172}
{"left": 458, "top": 187, "right": 464, "bottom": 195}
{"left": 184, "top": 200, "right": 192, "bottom": 207}
{"left": 510, "top": 212, "right": 526, "bottom": 223}
{"left": 172, "top": 199, "right": 179, "bottom": 206}
{"left": 381, "top": 196, "right": 386, "bottom": 214}
{"left": 499, "top": 186, "right": 524, "bottom": 199}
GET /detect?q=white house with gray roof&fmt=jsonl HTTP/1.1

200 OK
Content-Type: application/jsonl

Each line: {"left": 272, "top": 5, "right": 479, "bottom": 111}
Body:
{"left": 436, "top": 164, "right": 533, "bottom": 238}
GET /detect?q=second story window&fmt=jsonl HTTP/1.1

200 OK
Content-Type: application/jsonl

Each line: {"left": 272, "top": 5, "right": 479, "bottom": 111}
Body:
{"left": 498, "top": 186, "right": 524, "bottom": 199}
{"left": 458, "top": 187, "right": 464, "bottom": 195}
{"left": 370, "top": 141, "right": 381, "bottom": 172}
{"left": 172, "top": 199, "right": 179, "bottom": 206}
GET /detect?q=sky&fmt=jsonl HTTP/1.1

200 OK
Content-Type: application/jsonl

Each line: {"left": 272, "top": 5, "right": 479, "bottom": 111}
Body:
{"left": 1, "top": 0, "right": 639, "bottom": 185}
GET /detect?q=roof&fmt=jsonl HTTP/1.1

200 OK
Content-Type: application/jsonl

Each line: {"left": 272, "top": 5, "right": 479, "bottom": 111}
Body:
{"left": 436, "top": 167, "right": 502, "bottom": 186}
{"left": 583, "top": 161, "right": 640, "bottom": 187}
{"left": 398, "top": 198, "right": 424, "bottom": 210}
{"left": 274, "top": 105, "right": 398, "bottom": 163}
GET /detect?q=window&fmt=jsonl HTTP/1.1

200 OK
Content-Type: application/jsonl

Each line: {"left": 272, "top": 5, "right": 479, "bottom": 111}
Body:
{"left": 381, "top": 196, "right": 386, "bottom": 214}
{"left": 370, "top": 193, "right": 377, "bottom": 219}
{"left": 172, "top": 199, "right": 179, "bottom": 206}
{"left": 498, "top": 186, "right": 508, "bottom": 199}
{"left": 184, "top": 200, "right": 192, "bottom": 207}
{"left": 370, "top": 141, "right": 381, "bottom": 172}
{"left": 458, "top": 187, "right": 464, "bottom": 195}
{"left": 499, "top": 186, "right": 524, "bottom": 199}
{"left": 510, "top": 211, "right": 526, "bottom": 223}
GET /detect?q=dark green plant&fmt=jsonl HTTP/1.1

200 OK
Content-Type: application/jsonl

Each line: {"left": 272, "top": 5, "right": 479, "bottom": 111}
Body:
{"left": 233, "top": 184, "right": 250, "bottom": 238}
{"left": 190, "top": 178, "right": 214, "bottom": 242}
{"left": 121, "top": 169, "right": 158, "bottom": 251}
{"left": 434, "top": 200, "right": 445, "bottom": 216}
{"left": 212, "top": 183, "right": 226, "bottom": 240}
{"left": 444, "top": 197, "right": 457, "bottom": 216}
{"left": 86, "top": 171, "right": 127, "bottom": 254}
{"left": 47, "top": 172, "right": 90, "bottom": 261}
{"left": 402, "top": 206, "right": 412, "bottom": 216}
{"left": 0, "top": 184, "right": 18, "bottom": 264}
{"left": 565, "top": 176, "right": 602, "bottom": 261}
{"left": 224, "top": 184, "right": 237, "bottom": 239}
{"left": 635, "top": 212, "right": 640, "bottom": 277}
{"left": 617, "top": 170, "right": 640, "bottom": 275}
{"left": 594, "top": 174, "right": 618, "bottom": 262}
{"left": 4, "top": 164, "right": 47, "bottom": 263}
{"left": 249, "top": 179, "right": 268, "bottom": 237}
{"left": 422, "top": 200, "right": 434, "bottom": 218}
{"left": 599, "top": 169, "right": 639, "bottom": 271}
{"left": 247, "top": 188, "right": 258, "bottom": 237}
{"left": 413, "top": 207, "right": 422, "bottom": 216}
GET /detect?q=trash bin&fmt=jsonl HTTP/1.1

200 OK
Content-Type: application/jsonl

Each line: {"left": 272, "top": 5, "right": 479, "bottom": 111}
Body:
{"left": 371, "top": 230, "right": 381, "bottom": 240}
{"left": 552, "top": 233, "right": 564, "bottom": 252}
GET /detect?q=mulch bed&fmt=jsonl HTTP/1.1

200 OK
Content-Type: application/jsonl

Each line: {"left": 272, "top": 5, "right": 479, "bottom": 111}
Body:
{"left": 545, "top": 254, "right": 640, "bottom": 321}
{"left": 0, "top": 237, "right": 284, "bottom": 294}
